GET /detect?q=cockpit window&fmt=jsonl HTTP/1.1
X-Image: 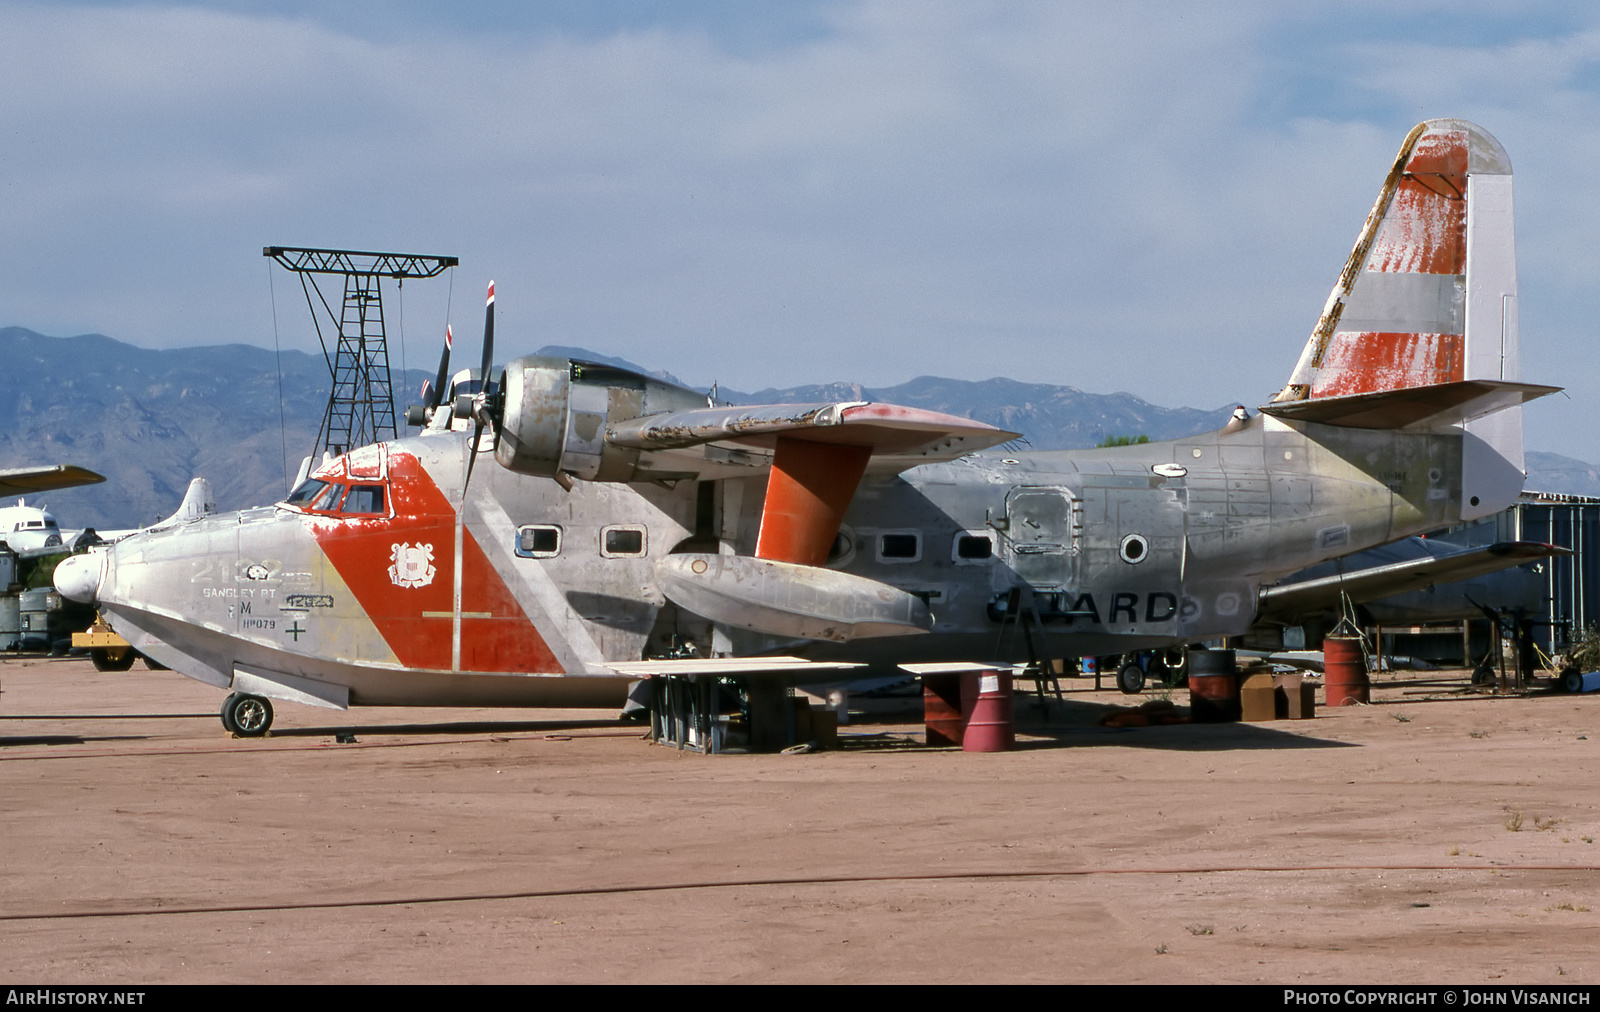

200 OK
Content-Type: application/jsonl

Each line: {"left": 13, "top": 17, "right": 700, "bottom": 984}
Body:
{"left": 342, "top": 485, "right": 385, "bottom": 514}
{"left": 312, "top": 484, "right": 344, "bottom": 512}
{"left": 285, "top": 474, "right": 392, "bottom": 518}
{"left": 286, "top": 479, "right": 330, "bottom": 506}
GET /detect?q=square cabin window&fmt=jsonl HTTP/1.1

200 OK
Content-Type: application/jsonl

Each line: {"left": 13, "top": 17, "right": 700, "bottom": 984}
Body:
{"left": 953, "top": 532, "right": 994, "bottom": 563}
{"left": 516, "top": 525, "right": 562, "bottom": 559}
{"left": 877, "top": 531, "right": 921, "bottom": 563}
{"left": 601, "top": 525, "right": 647, "bottom": 558}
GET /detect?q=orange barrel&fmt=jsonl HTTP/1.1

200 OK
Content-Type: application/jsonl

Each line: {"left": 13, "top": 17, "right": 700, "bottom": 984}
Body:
{"left": 1323, "top": 635, "right": 1369, "bottom": 706}
{"left": 1187, "top": 647, "right": 1239, "bottom": 723}
{"left": 960, "top": 670, "right": 1014, "bottom": 752}
{"left": 923, "top": 673, "right": 964, "bottom": 747}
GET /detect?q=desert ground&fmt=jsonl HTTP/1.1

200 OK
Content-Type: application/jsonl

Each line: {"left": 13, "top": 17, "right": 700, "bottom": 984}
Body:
{"left": 1, "top": 655, "right": 1597, "bottom": 984}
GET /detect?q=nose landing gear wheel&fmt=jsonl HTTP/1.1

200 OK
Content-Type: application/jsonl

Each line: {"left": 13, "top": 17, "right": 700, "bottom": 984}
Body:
{"left": 221, "top": 693, "right": 273, "bottom": 736}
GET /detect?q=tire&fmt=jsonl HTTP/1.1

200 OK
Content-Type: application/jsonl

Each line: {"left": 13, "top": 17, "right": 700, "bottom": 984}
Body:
{"left": 223, "top": 693, "right": 273, "bottom": 737}
{"left": 141, "top": 654, "right": 169, "bottom": 671}
{"left": 90, "top": 649, "right": 136, "bottom": 672}
{"left": 1562, "top": 670, "right": 1584, "bottom": 694}
{"left": 1116, "top": 661, "right": 1146, "bottom": 695}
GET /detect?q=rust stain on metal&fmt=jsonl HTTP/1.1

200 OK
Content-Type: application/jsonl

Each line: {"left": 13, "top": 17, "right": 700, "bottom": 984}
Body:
{"left": 1366, "top": 129, "right": 1467, "bottom": 275}
{"left": 1274, "top": 123, "right": 1476, "bottom": 404}
{"left": 1309, "top": 332, "right": 1464, "bottom": 398}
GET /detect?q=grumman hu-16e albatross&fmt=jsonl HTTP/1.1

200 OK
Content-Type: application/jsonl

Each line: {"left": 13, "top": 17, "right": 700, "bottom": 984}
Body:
{"left": 56, "top": 119, "right": 1557, "bottom": 737}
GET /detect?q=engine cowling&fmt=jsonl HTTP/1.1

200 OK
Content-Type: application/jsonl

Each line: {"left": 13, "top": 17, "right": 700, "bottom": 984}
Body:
{"left": 494, "top": 356, "right": 705, "bottom": 482}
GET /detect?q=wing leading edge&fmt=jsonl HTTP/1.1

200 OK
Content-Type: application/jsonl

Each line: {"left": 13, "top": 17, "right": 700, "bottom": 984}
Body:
{"left": 0, "top": 465, "right": 106, "bottom": 498}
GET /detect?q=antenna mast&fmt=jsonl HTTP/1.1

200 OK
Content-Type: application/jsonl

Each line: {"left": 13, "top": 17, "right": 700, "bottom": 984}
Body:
{"left": 264, "top": 246, "right": 459, "bottom": 460}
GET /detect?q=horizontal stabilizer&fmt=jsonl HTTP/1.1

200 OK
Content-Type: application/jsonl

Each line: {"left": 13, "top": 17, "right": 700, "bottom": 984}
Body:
{"left": 1259, "top": 379, "right": 1558, "bottom": 430}
{"left": 1258, "top": 540, "right": 1565, "bottom": 620}
{"left": 0, "top": 464, "right": 105, "bottom": 498}
{"left": 608, "top": 401, "right": 1017, "bottom": 459}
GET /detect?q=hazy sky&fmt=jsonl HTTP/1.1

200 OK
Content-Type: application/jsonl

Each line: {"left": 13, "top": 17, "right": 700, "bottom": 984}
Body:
{"left": 3, "top": 1, "right": 1598, "bottom": 458}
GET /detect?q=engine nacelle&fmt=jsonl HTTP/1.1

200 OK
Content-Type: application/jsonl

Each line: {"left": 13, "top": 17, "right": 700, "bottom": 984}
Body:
{"left": 494, "top": 355, "right": 705, "bottom": 482}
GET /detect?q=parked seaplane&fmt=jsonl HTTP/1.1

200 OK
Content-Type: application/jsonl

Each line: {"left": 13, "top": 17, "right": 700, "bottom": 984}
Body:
{"left": 57, "top": 119, "right": 1557, "bottom": 736}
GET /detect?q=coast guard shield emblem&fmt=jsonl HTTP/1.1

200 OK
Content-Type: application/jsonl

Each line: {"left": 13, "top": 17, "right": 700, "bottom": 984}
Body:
{"left": 388, "top": 542, "right": 436, "bottom": 589}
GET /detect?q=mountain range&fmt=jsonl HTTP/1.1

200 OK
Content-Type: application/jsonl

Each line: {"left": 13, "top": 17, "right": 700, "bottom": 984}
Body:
{"left": 4, "top": 326, "right": 1594, "bottom": 531}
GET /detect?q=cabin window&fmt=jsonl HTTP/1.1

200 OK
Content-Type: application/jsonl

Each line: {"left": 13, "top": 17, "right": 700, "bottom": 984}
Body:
{"left": 516, "top": 525, "right": 562, "bottom": 559}
{"left": 876, "top": 531, "right": 922, "bottom": 563}
{"left": 341, "top": 485, "right": 386, "bottom": 515}
{"left": 1119, "top": 533, "right": 1150, "bottom": 565}
{"left": 601, "top": 525, "right": 647, "bottom": 558}
{"left": 953, "top": 532, "right": 994, "bottom": 563}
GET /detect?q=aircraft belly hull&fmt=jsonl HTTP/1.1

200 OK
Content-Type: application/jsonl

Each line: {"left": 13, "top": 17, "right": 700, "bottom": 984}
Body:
{"left": 104, "top": 599, "right": 629, "bottom": 709}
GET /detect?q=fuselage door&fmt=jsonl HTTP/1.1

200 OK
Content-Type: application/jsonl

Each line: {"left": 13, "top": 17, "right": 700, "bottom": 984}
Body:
{"left": 1004, "top": 487, "right": 1078, "bottom": 589}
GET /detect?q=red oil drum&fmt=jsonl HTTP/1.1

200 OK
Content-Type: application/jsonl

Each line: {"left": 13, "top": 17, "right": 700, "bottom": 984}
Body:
{"left": 1323, "top": 635, "right": 1369, "bottom": 706}
{"left": 1187, "top": 647, "right": 1239, "bottom": 722}
{"left": 923, "top": 674, "right": 964, "bottom": 747}
{"left": 960, "top": 670, "right": 1014, "bottom": 752}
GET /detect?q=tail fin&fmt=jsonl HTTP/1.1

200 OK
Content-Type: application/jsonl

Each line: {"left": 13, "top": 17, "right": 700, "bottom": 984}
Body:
{"left": 1268, "top": 119, "right": 1556, "bottom": 520}
{"left": 153, "top": 477, "right": 216, "bottom": 529}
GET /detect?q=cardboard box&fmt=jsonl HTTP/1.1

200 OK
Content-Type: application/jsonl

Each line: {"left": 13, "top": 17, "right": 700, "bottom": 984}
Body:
{"left": 1273, "top": 672, "right": 1316, "bottom": 720}
{"left": 1240, "top": 672, "right": 1277, "bottom": 722}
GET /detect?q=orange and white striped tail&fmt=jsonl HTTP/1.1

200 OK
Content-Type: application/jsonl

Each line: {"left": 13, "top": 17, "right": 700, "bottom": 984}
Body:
{"left": 1270, "top": 119, "right": 1549, "bottom": 520}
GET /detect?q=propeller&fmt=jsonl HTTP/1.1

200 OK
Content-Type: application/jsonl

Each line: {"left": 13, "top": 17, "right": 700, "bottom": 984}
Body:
{"left": 459, "top": 281, "right": 499, "bottom": 495}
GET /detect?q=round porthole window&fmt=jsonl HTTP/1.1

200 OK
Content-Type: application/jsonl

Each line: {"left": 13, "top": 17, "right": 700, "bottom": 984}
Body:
{"left": 1119, "top": 533, "right": 1149, "bottom": 564}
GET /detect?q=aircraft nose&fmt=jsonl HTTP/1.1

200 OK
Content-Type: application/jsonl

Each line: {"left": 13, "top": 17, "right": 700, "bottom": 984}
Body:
{"left": 54, "top": 551, "right": 106, "bottom": 605}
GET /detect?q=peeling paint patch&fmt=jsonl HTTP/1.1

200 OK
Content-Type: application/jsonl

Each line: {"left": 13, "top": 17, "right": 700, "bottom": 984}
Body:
{"left": 1310, "top": 332, "right": 1465, "bottom": 397}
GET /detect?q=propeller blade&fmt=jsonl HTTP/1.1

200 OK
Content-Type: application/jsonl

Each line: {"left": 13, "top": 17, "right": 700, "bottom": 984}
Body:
{"left": 464, "top": 419, "right": 485, "bottom": 493}
{"left": 462, "top": 282, "right": 497, "bottom": 499}
{"left": 480, "top": 282, "right": 495, "bottom": 384}
{"left": 424, "top": 324, "right": 454, "bottom": 411}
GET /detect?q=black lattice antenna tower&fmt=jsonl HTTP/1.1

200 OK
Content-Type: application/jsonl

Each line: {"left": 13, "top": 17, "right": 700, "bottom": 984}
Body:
{"left": 265, "top": 246, "right": 459, "bottom": 459}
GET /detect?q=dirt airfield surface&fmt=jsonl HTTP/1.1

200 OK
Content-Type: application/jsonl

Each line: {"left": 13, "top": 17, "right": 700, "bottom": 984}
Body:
{"left": 2, "top": 656, "right": 1599, "bottom": 985}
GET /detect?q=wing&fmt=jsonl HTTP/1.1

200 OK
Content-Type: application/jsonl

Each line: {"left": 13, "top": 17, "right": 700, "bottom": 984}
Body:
{"left": 1258, "top": 540, "right": 1564, "bottom": 621}
{"left": 0, "top": 465, "right": 106, "bottom": 498}
{"left": 494, "top": 355, "right": 1020, "bottom": 485}
{"left": 609, "top": 400, "right": 1017, "bottom": 472}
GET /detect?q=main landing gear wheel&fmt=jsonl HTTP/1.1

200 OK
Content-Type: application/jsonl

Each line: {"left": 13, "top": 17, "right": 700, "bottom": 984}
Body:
{"left": 1116, "top": 661, "right": 1146, "bottom": 695}
{"left": 221, "top": 693, "right": 273, "bottom": 737}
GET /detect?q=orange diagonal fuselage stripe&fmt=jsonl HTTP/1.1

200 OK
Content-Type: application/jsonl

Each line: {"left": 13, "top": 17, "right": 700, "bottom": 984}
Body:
{"left": 307, "top": 449, "right": 562, "bottom": 674}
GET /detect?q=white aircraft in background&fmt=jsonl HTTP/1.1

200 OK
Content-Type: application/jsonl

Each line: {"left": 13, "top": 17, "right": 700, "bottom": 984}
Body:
{"left": 2, "top": 478, "right": 216, "bottom": 554}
